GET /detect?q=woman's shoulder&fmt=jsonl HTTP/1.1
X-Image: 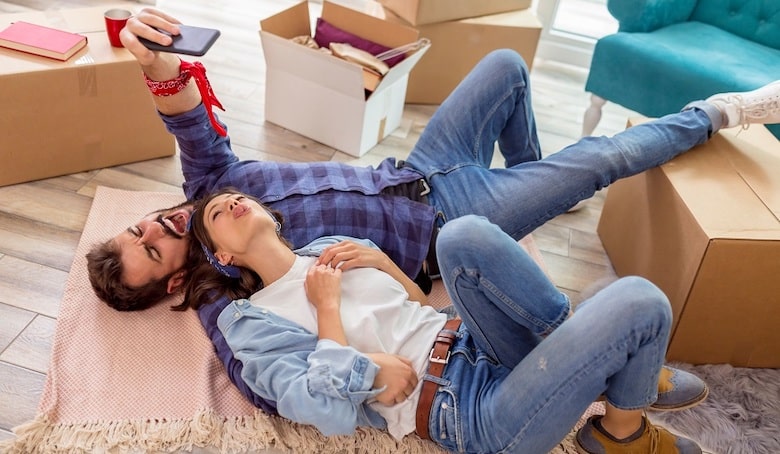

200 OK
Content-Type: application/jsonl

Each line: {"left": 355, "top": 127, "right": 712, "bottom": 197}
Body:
{"left": 294, "top": 236, "right": 378, "bottom": 256}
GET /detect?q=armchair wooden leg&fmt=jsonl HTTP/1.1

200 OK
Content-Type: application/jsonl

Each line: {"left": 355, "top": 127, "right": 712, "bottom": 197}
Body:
{"left": 581, "top": 94, "right": 607, "bottom": 137}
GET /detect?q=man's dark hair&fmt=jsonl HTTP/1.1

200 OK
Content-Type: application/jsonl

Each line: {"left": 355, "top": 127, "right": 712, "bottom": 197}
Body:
{"left": 86, "top": 239, "right": 176, "bottom": 311}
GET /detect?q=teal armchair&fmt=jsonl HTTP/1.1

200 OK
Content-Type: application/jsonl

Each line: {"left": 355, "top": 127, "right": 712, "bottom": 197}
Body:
{"left": 582, "top": 0, "right": 780, "bottom": 139}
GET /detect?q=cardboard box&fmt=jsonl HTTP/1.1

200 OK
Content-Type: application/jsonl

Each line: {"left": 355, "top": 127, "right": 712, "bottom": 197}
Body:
{"left": 382, "top": 7, "right": 541, "bottom": 104}
{"left": 0, "top": 6, "right": 175, "bottom": 187}
{"left": 260, "top": 1, "right": 429, "bottom": 157}
{"left": 377, "top": 0, "right": 531, "bottom": 25}
{"left": 597, "top": 119, "right": 780, "bottom": 367}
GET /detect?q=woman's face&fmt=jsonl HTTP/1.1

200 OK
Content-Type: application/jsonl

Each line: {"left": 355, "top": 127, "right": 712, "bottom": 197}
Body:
{"left": 202, "top": 192, "right": 277, "bottom": 259}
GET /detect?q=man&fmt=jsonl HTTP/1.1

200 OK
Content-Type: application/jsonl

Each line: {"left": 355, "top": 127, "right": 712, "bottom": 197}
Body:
{"left": 86, "top": 6, "right": 777, "bottom": 428}
{"left": 88, "top": 8, "right": 780, "bottom": 312}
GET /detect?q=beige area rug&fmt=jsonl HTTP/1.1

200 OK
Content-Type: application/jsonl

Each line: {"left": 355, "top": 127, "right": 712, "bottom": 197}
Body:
{"left": 0, "top": 186, "right": 601, "bottom": 454}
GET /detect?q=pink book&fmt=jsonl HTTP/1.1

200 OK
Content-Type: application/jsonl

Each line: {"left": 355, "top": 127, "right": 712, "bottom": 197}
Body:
{"left": 0, "top": 21, "right": 87, "bottom": 61}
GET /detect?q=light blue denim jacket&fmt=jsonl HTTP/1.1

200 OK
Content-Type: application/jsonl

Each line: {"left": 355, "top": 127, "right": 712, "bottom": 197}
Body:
{"left": 217, "top": 236, "right": 388, "bottom": 436}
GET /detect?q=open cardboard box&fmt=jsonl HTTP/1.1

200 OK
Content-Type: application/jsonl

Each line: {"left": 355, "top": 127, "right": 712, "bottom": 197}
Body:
{"left": 377, "top": 0, "right": 531, "bottom": 25}
{"left": 260, "top": 1, "right": 429, "bottom": 157}
{"left": 380, "top": 6, "right": 541, "bottom": 104}
{"left": 598, "top": 119, "right": 780, "bottom": 367}
{"left": 0, "top": 5, "right": 175, "bottom": 187}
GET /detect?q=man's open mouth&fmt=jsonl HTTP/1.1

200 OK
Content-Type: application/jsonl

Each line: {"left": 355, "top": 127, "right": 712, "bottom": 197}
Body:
{"left": 158, "top": 212, "right": 188, "bottom": 238}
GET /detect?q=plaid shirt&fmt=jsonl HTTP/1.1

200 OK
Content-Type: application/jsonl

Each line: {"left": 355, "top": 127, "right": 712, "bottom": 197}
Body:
{"left": 164, "top": 104, "right": 435, "bottom": 277}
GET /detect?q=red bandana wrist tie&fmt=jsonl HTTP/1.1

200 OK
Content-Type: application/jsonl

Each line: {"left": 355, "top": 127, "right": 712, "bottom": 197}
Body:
{"left": 143, "top": 59, "right": 227, "bottom": 137}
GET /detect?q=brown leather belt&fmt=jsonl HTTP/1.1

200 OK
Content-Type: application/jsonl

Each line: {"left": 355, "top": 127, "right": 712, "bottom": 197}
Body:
{"left": 416, "top": 318, "right": 461, "bottom": 440}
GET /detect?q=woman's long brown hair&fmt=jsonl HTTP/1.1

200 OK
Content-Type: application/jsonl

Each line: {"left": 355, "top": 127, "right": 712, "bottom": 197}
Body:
{"left": 173, "top": 188, "right": 290, "bottom": 311}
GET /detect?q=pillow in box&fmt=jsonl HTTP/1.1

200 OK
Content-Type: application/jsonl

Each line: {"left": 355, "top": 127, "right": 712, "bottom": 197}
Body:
{"left": 313, "top": 17, "right": 406, "bottom": 67}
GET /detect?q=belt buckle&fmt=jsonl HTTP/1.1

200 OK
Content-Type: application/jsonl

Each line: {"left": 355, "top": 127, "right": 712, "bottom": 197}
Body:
{"left": 419, "top": 179, "right": 431, "bottom": 196}
{"left": 429, "top": 347, "right": 450, "bottom": 365}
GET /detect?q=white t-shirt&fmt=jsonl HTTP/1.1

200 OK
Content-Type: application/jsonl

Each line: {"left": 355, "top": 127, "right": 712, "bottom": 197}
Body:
{"left": 249, "top": 255, "right": 448, "bottom": 439}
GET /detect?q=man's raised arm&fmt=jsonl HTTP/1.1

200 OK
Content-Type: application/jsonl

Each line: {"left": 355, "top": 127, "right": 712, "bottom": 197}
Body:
{"left": 119, "top": 8, "right": 201, "bottom": 116}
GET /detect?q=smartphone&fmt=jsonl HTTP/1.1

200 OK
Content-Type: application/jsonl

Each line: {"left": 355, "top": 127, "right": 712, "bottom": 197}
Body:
{"left": 138, "top": 25, "right": 221, "bottom": 57}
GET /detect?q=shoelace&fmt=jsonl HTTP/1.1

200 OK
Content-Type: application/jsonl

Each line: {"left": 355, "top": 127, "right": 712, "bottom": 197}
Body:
{"left": 646, "top": 421, "right": 661, "bottom": 453}
{"left": 729, "top": 94, "right": 780, "bottom": 130}
{"left": 746, "top": 97, "right": 780, "bottom": 129}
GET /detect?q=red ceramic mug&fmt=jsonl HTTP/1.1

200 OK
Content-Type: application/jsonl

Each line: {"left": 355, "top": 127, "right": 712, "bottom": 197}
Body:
{"left": 104, "top": 9, "right": 132, "bottom": 48}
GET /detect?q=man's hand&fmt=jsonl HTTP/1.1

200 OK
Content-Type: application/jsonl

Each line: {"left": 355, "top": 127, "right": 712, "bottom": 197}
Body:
{"left": 120, "top": 8, "right": 181, "bottom": 69}
{"left": 367, "top": 353, "right": 419, "bottom": 406}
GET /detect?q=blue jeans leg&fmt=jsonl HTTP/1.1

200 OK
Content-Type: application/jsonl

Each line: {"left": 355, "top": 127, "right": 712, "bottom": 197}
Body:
{"left": 432, "top": 216, "right": 673, "bottom": 453}
{"left": 436, "top": 215, "right": 571, "bottom": 365}
{"left": 406, "top": 50, "right": 714, "bottom": 240}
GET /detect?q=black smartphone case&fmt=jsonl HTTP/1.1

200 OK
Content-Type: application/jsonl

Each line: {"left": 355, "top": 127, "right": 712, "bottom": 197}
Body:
{"left": 139, "top": 25, "right": 221, "bottom": 57}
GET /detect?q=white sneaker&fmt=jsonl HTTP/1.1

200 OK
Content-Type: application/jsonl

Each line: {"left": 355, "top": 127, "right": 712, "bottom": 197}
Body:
{"left": 707, "top": 80, "right": 780, "bottom": 129}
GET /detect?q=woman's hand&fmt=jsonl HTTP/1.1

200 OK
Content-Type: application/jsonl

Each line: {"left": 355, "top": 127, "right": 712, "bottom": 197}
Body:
{"left": 318, "top": 240, "right": 429, "bottom": 306}
{"left": 366, "top": 353, "right": 418, "bottom": 406}
{"left": 305, "top": 264, "right": 342, "bottom": 311}
{"left": 306, "top": 264, "right": 348, "bottom": 345}
{"left": 317, "top": 240, "right": 391, "bottom": 272}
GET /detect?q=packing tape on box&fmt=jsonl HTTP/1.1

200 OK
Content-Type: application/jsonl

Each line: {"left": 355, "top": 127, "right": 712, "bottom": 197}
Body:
{"left": 77, "top": 64, "right": 98, "bottom": 97}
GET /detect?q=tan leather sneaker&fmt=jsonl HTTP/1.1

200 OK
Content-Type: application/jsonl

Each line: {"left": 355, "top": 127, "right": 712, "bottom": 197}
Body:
{"left": 575, "top": 415, "right": 702, "bottom": 454}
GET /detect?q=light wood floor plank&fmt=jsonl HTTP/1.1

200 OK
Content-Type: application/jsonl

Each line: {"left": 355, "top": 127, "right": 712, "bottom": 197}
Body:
{"left": 0, "top": 303, "right": 36, "bottom": 353}
{"left": 0, "top": 214, "right": 80, "bottom": 272}
{"left": 0, "top": 362, "right": 45, "bottom": 430}
{"left": 0, "top": 183, "right": 93, "bottom": 232}
{"left": 0, "top": 315, "right": 56, "bottom": 374}
{"left": 0, "top": 255, "right": 67, "bottom": 318}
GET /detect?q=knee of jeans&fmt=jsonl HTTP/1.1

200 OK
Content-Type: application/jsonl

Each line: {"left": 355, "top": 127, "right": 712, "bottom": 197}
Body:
{"left": 613, "top": 276, "right": 673, "bottom": 328}
{"left": 485, "top": 49, "right": 529, "bottom": 79}
{"left": 438, "top": 216, "right": 494, "bottom": 249}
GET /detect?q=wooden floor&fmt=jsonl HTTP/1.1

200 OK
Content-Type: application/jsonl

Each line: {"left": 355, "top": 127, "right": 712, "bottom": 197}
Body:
{"left": 0, "top": 0, "right": 637, "bottom": 442}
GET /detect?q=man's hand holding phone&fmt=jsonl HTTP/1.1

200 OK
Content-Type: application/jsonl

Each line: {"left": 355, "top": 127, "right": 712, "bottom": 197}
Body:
{"left": 120, "top": 8, "right": 220, "bottom": 69}
{"left": 138, "top": 24, "right": 220, "bottom": 57}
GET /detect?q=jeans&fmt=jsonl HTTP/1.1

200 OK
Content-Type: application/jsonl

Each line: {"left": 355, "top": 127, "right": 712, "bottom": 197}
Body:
{"left": 405, "top": 49, "right": 718, "bottom": 239}
{"left": 428, "top": 216, "right": 673, "bottom": 453}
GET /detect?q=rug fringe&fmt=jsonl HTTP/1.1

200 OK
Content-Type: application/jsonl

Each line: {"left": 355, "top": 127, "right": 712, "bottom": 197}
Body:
{"left": 0, "top": 408, "right": 441, "bottom": 454}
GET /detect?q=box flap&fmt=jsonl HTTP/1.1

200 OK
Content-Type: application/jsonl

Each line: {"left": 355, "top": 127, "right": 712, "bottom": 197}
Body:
{"left": 719, "top": 126, "right": 780, "bottom": 223}
{"left": 260, "top": 1, "right": 427, "bottom": 100}
{"left": 630, "top": 118, "right": 780, "bottom": 240}
{"left": 260, "top": 30, "right": 364, "bottom": 99}
{"left": 461, "top": 7, "right": 542, "bottom": 28}
{"left": 668, "top": 239, "right": 780, "bottom": 367}
{"left": 597, "top": 168, "right": 711, "bottom": 329}
{"left": 259, "top": 1, "right": 311, "bottom": 39}
{"left": 322, "top": 0, "right": 419, "bottom": 49}
{"left": 372, "top": 40, "right": 429, "bottom": 93}
{"left": 378, "top": 0, "right": 532, "bottom": 25}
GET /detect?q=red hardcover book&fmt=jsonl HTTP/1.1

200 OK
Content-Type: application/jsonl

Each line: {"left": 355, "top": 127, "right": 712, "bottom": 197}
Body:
{"left": 0, "top": 21, "right": 87, "bottom": 61}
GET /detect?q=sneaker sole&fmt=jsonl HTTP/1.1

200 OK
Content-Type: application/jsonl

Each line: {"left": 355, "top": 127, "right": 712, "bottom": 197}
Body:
{"left": 574, "top": 437, "right": 596, "bottom": 454}
{"left": 593, "top": 383, "right": 709, "bottom": 412}
{"left": 649, "top": 383, "right": 710, "bottom": 412}
{"left": 574, "top": 432, "right": 592, "bottom": 454}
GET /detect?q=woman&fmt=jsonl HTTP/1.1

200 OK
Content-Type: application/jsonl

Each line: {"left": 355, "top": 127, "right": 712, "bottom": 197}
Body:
{"left": 184, "top": 187, "right": 704, "bottom": 454}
